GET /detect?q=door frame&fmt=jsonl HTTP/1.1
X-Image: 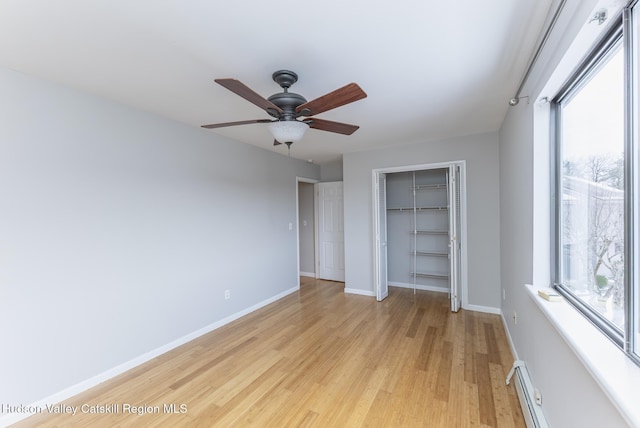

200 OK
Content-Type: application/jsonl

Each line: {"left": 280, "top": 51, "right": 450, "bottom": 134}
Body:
{"left": 296, "top": 177, "right": 319, "bottom": 288}
{"left": 371, "top": 161, "right": 468, "bottom": 308}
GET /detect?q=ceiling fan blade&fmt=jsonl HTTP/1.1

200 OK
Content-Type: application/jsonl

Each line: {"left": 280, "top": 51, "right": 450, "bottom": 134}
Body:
{"left": 296, "top": 83, "right": 366, "bottom": 116}
{"left": 305, "top": 118, "right": 360, "bottom": 135}
{"left": 273, "top": 139, "right": 282, "bottom": 146}
{"left": 201, "top": 119, "right": 273, "bottom": 129}
{"left": 215, "top": 78, "right": 283, "bottom": 115}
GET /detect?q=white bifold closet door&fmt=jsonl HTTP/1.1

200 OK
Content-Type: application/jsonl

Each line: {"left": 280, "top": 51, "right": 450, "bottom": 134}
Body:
{"left": 448, "top": 164, "right": 462, "bottom": 312}
{"left": 375, "top": 173, "right": 389, "bottom": 301}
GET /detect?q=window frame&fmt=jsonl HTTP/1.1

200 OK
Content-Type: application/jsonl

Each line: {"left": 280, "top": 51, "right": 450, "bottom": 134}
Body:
{"left": 551, "top": 12, "right": 639, "bottom": 363}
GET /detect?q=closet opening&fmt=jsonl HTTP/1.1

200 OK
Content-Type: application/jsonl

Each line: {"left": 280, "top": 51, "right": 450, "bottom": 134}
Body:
{"left": 297, "top": 177, "right": 318, "bottom": 285}
{"left": 372, "top": 161, "right": 466, "bottom": 312}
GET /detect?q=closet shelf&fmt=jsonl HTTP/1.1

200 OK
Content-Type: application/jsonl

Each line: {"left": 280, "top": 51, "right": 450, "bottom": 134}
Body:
{"left": 411, "top": 272, "right": 449, "bottom": 280}
{"left": 413, "top": 251, "right": 448, "bottom": 257}
{"left": 413, "top": 230, "right": 449, "bottom": 235}
{"left": 414, "top": 183, "right": 447, "bottom": 190}
{"left": 387, "top": 206, "right": 448, "bottom": 212}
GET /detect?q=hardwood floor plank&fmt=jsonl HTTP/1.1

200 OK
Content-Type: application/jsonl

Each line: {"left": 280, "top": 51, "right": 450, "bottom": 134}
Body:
{"left": 405, "top": 307, "right": 425, "bottom": 338}
{"left": 320, "top": 365, "right": 373, "bottom": 426}
{"left": 13, "top": 280, "right": 524, "bottom": 428}
{"left": 473, "top": 313, "right": 490, "bottom": 356}
{"left": 476, "top": 352, "right": 498, "bottom": 427}
{"left": 192, "top": 358, "right": 289, "bottom": 425}
{"left": 294, "top": 410, "right": 319, "bottom": 428}
{"left": 464, "top": 381, "right": 481, "bottom": 428}
{"left": 484, "top": 322, "right": 503, "bottom": 366}
{"left": 464, "top": 311, "right": 478, "bottom": 384}
{"left": 434, "top": 341, "right": 454, "bottom": 402}
{"left": 343, "top": 367, "right": 389, "bottom": 427}
{"left": 361, "top": 389, "right": 394, "bottom": 427}
{"left": 415, "top": 325, "right": 438, "bottom": 371}
{"left": 169, "top": 336, "right": 258, "bottom": 390}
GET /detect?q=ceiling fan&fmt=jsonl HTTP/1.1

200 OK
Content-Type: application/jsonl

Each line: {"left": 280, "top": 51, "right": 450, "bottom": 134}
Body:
{"left": 201, "top": 70, "right": 367, "bottom": 150}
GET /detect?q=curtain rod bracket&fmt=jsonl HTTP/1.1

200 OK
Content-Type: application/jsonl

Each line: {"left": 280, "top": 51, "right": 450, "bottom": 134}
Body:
{"left": 590, "top": 9, "right": 608, "bottom": 25}
{"left": 508, "top": 96, "right": 530, "bottom": 106}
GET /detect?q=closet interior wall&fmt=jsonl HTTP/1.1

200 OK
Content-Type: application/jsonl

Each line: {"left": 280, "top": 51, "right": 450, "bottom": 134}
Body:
{"left": 386, "top": 168, "right": 450, "bottom": 293}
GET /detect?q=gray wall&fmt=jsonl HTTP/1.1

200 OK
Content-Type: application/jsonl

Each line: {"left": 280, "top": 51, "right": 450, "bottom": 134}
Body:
{"left": 499, "top": 0, "right": 629, "bottom": 425}
{"left": 0, "top": 66, "right": 319, "bottom": 406}
{"left": 343, "top": 132, "right": 501, "bottom": 309}
{"left": 298, "top": 182, "right": 315, "bottom": 274}
{"left": 500, "top": 99, "right": 629, "bottom": 428}
{"left": 320, "top": 159, "right": 343, "bottom": 181}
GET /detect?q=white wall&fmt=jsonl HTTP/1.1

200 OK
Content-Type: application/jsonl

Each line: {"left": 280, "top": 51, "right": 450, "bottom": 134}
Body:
{"left": 499, "top": 0, "right": 630, "bottom": 425}
{"left": 343, "top": 132, "right": 501, "bottom": 310}
{"left": 0, "top": 66, "right": 319, "bottom": 407}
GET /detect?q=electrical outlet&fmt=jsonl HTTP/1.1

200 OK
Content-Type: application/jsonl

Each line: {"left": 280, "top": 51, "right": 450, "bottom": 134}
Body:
{"left": 513, "top": 311, "right": 517, "bottom": 325}
{"left": 224, "top": 289, "right": 231, "bottom": 300}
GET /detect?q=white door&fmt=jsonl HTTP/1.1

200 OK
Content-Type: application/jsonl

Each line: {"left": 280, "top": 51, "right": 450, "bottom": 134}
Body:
{"left": 448, "top": 165, "right": 461, "bottom": 312}
{"left": 317, "top": 182, "right": 345, "bottom": 281}
{"left": 375, "top": 173, "right": 389, "bottom": 301}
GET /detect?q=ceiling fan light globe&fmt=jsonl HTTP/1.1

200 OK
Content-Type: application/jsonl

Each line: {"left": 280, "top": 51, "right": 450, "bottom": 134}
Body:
{"left": 268, "top": 121, "right": 309, "bottom": 144}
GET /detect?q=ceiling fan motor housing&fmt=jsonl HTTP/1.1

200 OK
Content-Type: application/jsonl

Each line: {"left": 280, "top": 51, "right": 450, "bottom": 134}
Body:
{"left": 267, "top": 91, "right": 307, "bottom": 119}
{"left": 267, "top": 70, "right": 308, "bottom": 120}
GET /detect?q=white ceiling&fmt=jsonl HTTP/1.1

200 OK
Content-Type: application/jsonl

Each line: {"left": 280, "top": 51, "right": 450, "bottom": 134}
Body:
{"left": 0, "top": 0, "right": 552, "bottom": 164}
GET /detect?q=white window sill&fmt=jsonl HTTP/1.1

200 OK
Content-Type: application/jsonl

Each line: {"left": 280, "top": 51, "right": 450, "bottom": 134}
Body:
{"left": 525, "top": 284, "right": 640, "bottom": 427}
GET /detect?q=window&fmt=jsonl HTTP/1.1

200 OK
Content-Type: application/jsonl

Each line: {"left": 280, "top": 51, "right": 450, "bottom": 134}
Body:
{"left": 553, "top": 9, "right": 639, "bottom": 363}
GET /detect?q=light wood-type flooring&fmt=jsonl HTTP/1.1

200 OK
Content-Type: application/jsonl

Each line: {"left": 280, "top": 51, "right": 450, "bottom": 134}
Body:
{"left": 15, "top": 277, "right": 524, "bottom": 427}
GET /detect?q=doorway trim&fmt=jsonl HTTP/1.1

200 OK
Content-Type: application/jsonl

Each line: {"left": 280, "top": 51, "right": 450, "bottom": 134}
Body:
{"left": 371, "top": 161, "right": 468, "bottom": 308}
{"left": 296, "top": 177, "right": 319, "bottom": 288}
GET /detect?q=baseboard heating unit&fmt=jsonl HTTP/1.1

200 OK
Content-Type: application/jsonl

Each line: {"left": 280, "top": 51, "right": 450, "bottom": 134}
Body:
{"left": 506, "top": 360, "right": 549, "bottom": 428}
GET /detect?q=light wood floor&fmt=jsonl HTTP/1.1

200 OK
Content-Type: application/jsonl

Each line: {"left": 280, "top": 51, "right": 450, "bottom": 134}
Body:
{"left": 15, "top": 278, "right": 524, "bottom": 427}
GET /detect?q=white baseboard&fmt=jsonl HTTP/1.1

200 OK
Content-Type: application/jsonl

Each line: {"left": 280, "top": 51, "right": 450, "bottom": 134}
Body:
{"left": 464, "top": 303, "right": 501, "bottom": 315}
{"left": 389, "top": 283, "right": 500, "bottom": 315}
{"left": 388, "top": 282, "right": 449, "bottom": 293}
{"left": 500, "top": 311, "right": 519, "bottom": 360}
{"left": 343, "top": 282, "right": 500, "bottom": 315}
{"left": 0, "top": 286, "right": 299, "bottom": 428}
{"left": 344, "top": 288, "right": 376, "bottom": 297}
{"left": 299, "top": 271, "right": 316, "bottom": 278}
